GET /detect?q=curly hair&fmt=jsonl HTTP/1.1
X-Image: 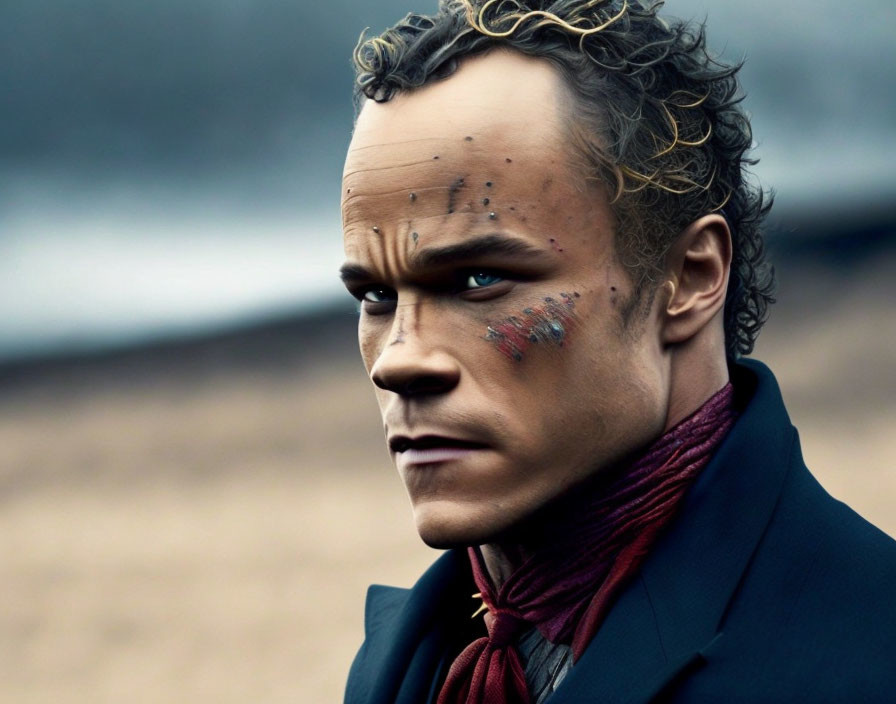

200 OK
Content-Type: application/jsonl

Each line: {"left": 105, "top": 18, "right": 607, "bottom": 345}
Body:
{"left": 351, "top": 0, "right": 775, "bottom": 358}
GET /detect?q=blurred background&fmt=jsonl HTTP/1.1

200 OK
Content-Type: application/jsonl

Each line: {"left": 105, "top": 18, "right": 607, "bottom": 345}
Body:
{"left": 0, "top": 0, "right": 893, "bottom": 701}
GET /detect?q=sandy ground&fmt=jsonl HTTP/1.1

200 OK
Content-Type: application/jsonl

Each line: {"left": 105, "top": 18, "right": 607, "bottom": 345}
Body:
{"left": 0, "top": 253, "right": 893, "bottom": 703}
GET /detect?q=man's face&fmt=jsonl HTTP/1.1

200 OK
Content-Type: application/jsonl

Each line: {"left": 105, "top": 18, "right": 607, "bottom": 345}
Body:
{"left": 341, "top": 50, "right": 672, "bottom": 547}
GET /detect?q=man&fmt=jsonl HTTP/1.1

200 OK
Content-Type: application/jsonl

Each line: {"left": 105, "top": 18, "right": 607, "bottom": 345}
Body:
{"left": 339, "top": 1, "right": 896, "bottom": 702}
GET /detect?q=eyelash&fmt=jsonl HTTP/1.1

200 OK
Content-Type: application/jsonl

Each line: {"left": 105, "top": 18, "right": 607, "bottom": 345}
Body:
{"left": 353, "top": 269, "right": 510, "bottom": 314}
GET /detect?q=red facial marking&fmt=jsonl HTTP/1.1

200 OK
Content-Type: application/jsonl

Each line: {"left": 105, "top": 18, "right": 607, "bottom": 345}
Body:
{"left": 485, "top": 292, "right": 578, "bottom": 361}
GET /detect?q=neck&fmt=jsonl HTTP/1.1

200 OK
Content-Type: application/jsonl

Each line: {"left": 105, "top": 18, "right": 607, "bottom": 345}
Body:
{"left": 480, "top": 542, "right": 525, "bottom": 590}
{"left": 664, "top": 324, "right": 731, "bottom": 431}
{"left": 479, "top": 372, "right": 734, "bottom": 591}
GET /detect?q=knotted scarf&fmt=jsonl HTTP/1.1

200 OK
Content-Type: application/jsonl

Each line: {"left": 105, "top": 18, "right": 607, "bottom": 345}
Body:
{"left": 438, "top": 383, "right": 736, "bottom": 704}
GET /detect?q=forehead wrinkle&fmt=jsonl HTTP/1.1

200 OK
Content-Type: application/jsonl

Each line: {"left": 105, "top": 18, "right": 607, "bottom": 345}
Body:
{"left": 343, "top": 159, "right": 443, "bottom": 179}
{"left": 342, "top": 188, "right": 454, "bottom": 232}
{"left": 348, "top": 136, "right": 443, "bottom": 153}
{"left": 383, "top": 217, "right": 409, "bottom": 289}
{"left": 342, "top": 184, "right": 444, "bottom": 210}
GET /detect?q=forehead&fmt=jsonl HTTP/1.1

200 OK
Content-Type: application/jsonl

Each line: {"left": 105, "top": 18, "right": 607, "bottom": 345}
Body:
{"left": 341, "top": 51, "right": 603, "bottom": 268}
{"left": 347, "top": 49, "right": 570, "bottom": 157}
{"left": 342, "top": 51, "right": 579, "bottom": 219}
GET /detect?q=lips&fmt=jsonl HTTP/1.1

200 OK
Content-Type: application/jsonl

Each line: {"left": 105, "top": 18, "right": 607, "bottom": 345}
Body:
{"left": 389, "top": 434, "right": 489, "bottom": 468}
{"left": 389, "top": 434, "right": 487, "bottom": 454}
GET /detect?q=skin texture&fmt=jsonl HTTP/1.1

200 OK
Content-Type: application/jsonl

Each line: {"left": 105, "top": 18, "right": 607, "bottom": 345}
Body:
{"left": 340, "top": 50, "right": 732, "bottom": 586}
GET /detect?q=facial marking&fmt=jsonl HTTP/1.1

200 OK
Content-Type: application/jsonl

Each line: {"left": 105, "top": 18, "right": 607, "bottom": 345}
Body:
{"left": 390, "top": 316, "right": 407, "bottom": 346}
{"left": 485, "top": 292, "right": 579, "bottom": 362}
{"left": 447, "top": 176, "right": 466, "bottom": 214}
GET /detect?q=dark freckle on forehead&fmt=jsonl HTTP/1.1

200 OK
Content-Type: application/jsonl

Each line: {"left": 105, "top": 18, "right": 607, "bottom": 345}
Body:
{"left": 464, "top": 136, "right": 473, "bottom": 142}
{"left": 505, "top": 158, "right": 512, "bottom": 163}
{"left": 509, "top": 206, "right": 516, "bottom": 211}
{"left": 346, "top": 188, "right": 351, "bottom": 193}
{"left": 448, "top": 176, "right": 467, "bottom": 213}
{"left": 433, "top": 155, "right": 440, "bottom": 160}
{"left": 485, "top": 181, "right": 493, "bottom": 187}
{"left": 610, "top": 286, "right": 617, "bottom": 292}
{"left": 482, "top": 197, "right": 490, "bottom": 205}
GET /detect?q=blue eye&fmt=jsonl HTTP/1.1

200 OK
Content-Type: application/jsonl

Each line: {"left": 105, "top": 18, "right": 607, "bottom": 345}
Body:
{"left": 363, "top": 287, "right": 395, "bottom": 303}
{"left": 465, "top": 272, "right": 504, "bottom": 289}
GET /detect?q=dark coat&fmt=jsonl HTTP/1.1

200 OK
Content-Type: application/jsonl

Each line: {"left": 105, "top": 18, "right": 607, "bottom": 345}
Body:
{"left": 344, "top": 360, "right": 896, "bottom": 703}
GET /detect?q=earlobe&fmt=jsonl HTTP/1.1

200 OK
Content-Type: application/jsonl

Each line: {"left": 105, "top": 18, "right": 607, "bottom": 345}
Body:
{"left": 662, "top": 214, "right": 732, "bottom": 346}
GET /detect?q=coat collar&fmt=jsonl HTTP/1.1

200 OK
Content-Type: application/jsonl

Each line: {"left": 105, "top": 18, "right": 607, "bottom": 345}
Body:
{"left": 351, "top": 359, "right": 800, "bottom": 704}
{"left": 349, "top": 550, "right": 471, "bottom": 704}
{"left": 553, "top": 359, "right": 799, "bottom": 702}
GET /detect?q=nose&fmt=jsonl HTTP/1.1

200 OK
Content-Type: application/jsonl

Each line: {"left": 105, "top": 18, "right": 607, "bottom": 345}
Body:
{"left": 369, "top": 321, "right": 461, "bottom": 398}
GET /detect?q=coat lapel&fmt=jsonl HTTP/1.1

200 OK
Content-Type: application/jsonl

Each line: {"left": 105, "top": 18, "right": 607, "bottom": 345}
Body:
{"left": 548, "top": 360, "right": 799, "bottom": 703}
{"left": 346, "top": 549, "right": 471, "bottom": 704}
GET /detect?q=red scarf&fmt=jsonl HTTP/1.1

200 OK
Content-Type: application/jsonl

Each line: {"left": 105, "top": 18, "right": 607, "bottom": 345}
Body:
{"left": 438, "top": 383, "right": 736, "bottom": 704}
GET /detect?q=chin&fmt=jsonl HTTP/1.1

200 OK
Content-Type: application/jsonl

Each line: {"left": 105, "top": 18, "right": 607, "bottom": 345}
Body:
{"left": 412, "top": 499, "right": 521, "bottom": 549}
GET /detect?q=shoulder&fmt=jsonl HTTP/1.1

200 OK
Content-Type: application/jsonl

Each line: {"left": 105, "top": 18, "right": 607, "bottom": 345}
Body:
{"left": 770, "top": 469, "right": 896, "bottom": 645}
{"left": 344, "top": 584, "right": 411, "bottom": 704}
{"left": 708, "top": 384, "right": 896, "bottom": 698}
{"left": 691, "top": 488, "right": 896, "bottom": 700}
{"left": 675, "top": 360, "right": 896, "bottom": 698}
{"left": 344, "top": 550, "right": 470, "bottom": 704}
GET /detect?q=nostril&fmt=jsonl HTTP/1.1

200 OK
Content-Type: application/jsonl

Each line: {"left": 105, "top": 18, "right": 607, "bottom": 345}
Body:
{"left": 404, "top": 374, "right": 455, "bottom": 397}
{"left": 372, "top": 370, "right": 458, "bottom": 397}
{"left": 371, "top": 360, "right": 460, "bottom": 397}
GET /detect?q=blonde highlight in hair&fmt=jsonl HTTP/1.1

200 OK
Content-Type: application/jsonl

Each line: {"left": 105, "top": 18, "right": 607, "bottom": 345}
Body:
{"left": 464, "top": 0, "right": 629, "bottom": 38}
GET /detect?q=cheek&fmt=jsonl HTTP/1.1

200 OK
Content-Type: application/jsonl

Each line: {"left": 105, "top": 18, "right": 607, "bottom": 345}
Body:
{"left": 483, "top": 292, "right": 580, "bottom": 362}
{"left": 357, "top": 320, "right": 386, "bottom": 374}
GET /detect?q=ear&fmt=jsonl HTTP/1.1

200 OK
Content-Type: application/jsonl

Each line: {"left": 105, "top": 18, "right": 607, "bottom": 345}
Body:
{"left": 661, "top": 214, "right": 732, "bottom": 346}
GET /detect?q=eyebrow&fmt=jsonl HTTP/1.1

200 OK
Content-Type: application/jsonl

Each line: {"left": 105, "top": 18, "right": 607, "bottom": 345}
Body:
{"left": 412, "top": 234, "right": 543, "bottom": 269}
{"left": 339, "top": 234, "right": 544, "bottom": 283}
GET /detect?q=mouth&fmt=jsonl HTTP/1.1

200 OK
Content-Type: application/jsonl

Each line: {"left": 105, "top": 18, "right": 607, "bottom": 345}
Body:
{"left": 389, "top": 434, "right": 489, "bottom": 467}
{"left": 389, "top": 434, "right": 486, "bottom": 453}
